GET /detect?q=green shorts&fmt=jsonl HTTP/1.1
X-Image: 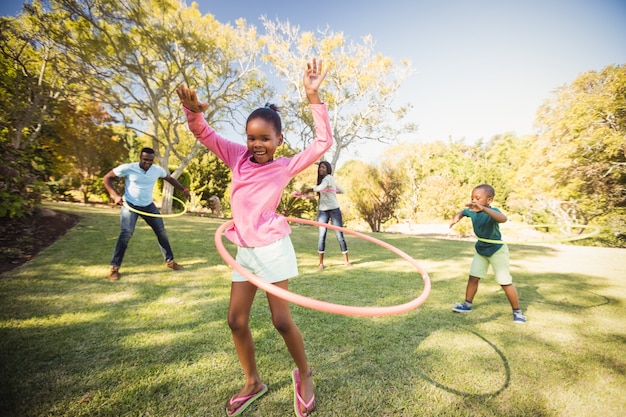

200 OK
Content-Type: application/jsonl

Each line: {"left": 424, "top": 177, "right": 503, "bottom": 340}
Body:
{"left": 469, "top": 244, "right": 513, "bottom": 285}
{"left": 232, "top": 236, "right": 298, "bottom": 283}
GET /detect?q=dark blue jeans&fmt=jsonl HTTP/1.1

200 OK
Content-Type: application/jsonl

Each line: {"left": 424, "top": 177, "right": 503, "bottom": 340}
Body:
{"left": 317, "top": 208, "right": 348, "bottom": 253}
{"left": 110, "top": 202, "right": 175, "bottom": 267}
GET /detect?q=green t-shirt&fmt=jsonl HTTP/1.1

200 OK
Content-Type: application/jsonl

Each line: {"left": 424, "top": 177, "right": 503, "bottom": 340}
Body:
{"left": 462, "top": 207, "right": 504, "bottom": 256}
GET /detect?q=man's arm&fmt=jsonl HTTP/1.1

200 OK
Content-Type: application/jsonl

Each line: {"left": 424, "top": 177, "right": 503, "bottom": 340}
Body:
{"left": 164, "top": 175, "right": 191, "bottom": 200}
{"left": 103, "top": 170, "right": 123, "bottom": 205}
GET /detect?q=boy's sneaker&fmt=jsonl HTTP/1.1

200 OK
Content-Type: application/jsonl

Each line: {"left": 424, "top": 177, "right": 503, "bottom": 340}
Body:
{"left": 452, "top": 302, "right": 472, "bottom": 313}
{"left": 108, "top": 266, "right": 120, "bottom": 282}
{"left": 166, "top": 260, "right": 183, "bottom": 270}
{"left": 513, "top": 311, "right": 527, "bottom": 324}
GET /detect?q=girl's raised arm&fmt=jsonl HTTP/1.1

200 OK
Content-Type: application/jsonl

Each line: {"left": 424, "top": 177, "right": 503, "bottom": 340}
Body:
{"left": 303, "top": 58, "right": 327, "bottom": 104}
{"left": 176, "top": 84, "right": 209, "bottom": 113}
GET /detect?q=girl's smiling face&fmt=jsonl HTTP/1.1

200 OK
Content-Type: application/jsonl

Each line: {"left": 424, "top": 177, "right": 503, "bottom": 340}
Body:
{"left": 246, "top": 118, "right": 283, "bottom": 164}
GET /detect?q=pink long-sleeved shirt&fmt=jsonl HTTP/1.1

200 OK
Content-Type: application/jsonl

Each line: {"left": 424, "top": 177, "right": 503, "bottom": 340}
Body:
{"left": 185, "top": 104, "right": 333, "bottom": 247}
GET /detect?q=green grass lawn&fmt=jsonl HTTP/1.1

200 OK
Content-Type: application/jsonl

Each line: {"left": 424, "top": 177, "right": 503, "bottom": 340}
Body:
{"left": 1, "top": 203, "right": 625, "bottom": 417}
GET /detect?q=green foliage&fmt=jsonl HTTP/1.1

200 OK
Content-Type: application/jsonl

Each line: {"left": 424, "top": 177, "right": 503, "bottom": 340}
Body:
{"left": 1, "top": 2, "right": 623, "bottom": 246}
{"left": 385, "top": 141, "right": 491, "bottom": 223}
{"left": 185, "top": 149, "right": 231, "bottom": 204}
{"left": 28, "top": 0, "right": 270, "bottom": 213}
{"left": 377, "top": 63, "right": 626, "bottom": 247}
{"left": 277, "top": 190, "right": 317, "bottom": 219}
{"left": 339, "top": 159, "right": 402, "bottom": 232}
{"left": 47, "top": 101, "right": 128, "bottom": 203}
{"left": 0, "top": 11, "right": 67, "bottom": 151}
{"left": 529, "top": 64, "right": 626, "bottom": 224}
{"left": 0, "top": 141, "right": 44, "bottom": 218}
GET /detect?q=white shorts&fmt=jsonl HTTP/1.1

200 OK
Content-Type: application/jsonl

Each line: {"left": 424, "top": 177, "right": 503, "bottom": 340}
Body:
{"left": 232, "top": 236, "right": 299, "bottom": 283}
{"left": 469, "top": 245, "right": 513, "bottom": 285}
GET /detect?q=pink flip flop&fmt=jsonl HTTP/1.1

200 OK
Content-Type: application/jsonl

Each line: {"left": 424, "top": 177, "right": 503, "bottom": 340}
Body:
{"left": 292, "top": 369, "right": 316, "bottom": 416}
{"left": 226, "top": 384, "right": 268, "bottom": 416}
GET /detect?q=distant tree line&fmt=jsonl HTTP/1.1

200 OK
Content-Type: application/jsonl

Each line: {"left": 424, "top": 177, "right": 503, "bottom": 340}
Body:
{"left": 336, "top": 65, "right": 626, "bottom": 247}
{"left": 0, "top": 0, "right": 412, "bottom": 214}
{"left": 1, "top": 0, "right": 624, "bottom": 247}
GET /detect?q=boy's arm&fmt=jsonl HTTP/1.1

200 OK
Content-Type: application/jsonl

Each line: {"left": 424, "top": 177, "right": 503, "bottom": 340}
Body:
{"left": 481, "top": 206, "right": 507, "bottom": 223}
{"left": 449, "top": 210, "right": 465, "bottom": 228}
{"left": 467, "top": 202, "right": 508, "bottom": 223}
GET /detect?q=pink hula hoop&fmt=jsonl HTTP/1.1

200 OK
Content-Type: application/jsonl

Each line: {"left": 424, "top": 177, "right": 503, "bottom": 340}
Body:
{"left": 291, "top": 191, "right": 317, "bottom": 199}
{"left": 291, "top": 189, "right": 339, "bottom": 199}
{"left": 213, "top": 217, "right": 431, "bottom": 316}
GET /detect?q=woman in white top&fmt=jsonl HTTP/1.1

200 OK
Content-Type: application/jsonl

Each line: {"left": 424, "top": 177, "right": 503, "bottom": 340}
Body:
{"left": 305, "top": 161, "right": 351, "bottom": 269}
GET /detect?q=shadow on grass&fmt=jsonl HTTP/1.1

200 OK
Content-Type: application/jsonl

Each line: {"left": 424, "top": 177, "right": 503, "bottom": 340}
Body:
{"left": 1, "top": 205, "right": 624, "bottom": 416}
{"left": 412, "top": 325, "right": 511, "bottom": 399}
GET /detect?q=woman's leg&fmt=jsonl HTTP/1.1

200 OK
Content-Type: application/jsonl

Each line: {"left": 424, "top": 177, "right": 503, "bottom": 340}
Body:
{"left": 317, "top": 210, "right": 330, "bottom": 269}
{"left": 267, "top": 280, "right": 315, "bottom": 414}
{"left": 329, "top": 208, "right": 350, "bottom": 265}
{"left": 226, "top": 281, "right": 264, "bottom": 413}
{"left": 342, "top": 251, "right": 351, "bottom": 266}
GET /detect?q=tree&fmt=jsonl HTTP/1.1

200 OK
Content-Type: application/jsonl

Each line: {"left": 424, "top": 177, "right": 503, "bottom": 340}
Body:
{"left": 0, "top": 140, "right": 44, "bottom": 218}
{"left": 339, "top": 159, "right": 402, "bottom": 232}
{"left": 529, "top": 65, "right": 626, "bottom": 226}
{"left": 261, "top": 17, "right": 416, "bottom": 168}
{"left": 0, "top": 10, "right": 84, "bottom": 216}
{"left": 384, "top": 141, "right": 491, "bottom": 223}
{"left": 483, "top": 132, "right": 535, "bottom": 208}
{"left": 31, "top": 0, "right": 270, "bottom": 212}
{"left": 0, "top": 12, "right": 69, "bottom": 150}
{"left": 185, "top": 149, "right": 231, "bottom": 211}
{"left": 46, "top": 100, "right": 128, "bottom": 202}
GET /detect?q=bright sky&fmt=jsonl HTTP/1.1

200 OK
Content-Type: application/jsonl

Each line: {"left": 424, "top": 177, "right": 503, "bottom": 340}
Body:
{"left": 197, "top": 0, "right": 626, "bottom": 143}
{"left": 2, "top": 1, "right": 625, "bottom": 160}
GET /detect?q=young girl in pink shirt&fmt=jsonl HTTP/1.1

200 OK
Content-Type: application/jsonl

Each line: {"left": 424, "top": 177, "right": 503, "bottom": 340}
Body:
{"left": 177, "top": 58, "right": 330, "bottom": 417}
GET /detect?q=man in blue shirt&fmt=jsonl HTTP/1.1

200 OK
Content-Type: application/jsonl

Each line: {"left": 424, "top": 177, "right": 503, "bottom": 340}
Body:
{"left": 103, "top": 148, "right": 190, "bottom": 281}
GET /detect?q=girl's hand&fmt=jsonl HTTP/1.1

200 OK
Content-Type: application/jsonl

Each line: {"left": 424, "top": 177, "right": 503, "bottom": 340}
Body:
{"left": 303, "top": 57, "right": 327, "bottom": 95}
{"left": 176, "top": 84, "right": 209, "bottom": 113}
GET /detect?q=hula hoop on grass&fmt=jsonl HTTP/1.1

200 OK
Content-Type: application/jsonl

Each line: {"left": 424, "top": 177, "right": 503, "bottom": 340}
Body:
{"left": 214, "top": 217, "right": 431, "bottom": 316}
{"left": 123, "top": 195, "right": 188, "bottom": 218}
{"left": 475, "top": 223, "right": 600, "bottom": 245}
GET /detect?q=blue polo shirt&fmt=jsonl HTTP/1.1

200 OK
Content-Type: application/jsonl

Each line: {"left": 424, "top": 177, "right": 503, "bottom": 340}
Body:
{"left": 113, "top": 162, "right": 166, "bottom": 207}
{"left": 462, "top": 207, "right": 504, "bottom": 256}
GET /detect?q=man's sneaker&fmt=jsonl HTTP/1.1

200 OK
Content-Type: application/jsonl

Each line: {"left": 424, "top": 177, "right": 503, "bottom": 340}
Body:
{"left": 166, "top": 260, "right": 183, "bottom": 270}
{"left": 452, "top": 302, "right": 472, "bottom": 313}
{"left": 108, "top": 266, "right": 120, "bottom": 281}
{"left": 513, "top": 311, "right": 527, "bottom": 324}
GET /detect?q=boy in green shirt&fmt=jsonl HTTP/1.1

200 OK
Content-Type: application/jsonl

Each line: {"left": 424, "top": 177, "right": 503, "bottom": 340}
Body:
{"left": 450, "top": 184, "right": 526, "bottom": 324}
